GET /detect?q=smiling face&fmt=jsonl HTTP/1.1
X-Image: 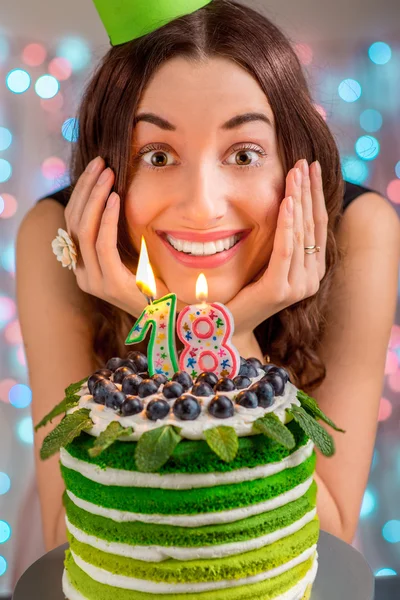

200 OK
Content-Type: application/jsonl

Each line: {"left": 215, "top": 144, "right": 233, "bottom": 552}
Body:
{"left": 125, "top": 56, "right": 285, "bottom": 305}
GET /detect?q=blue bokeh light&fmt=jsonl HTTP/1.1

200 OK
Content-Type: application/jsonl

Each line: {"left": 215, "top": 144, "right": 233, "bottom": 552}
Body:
{"left": 6, "top": 69, "right": 31, "bottom": 94}
{"left": 341, "top": 155, "right": 369, "bottom": 184}
{"left": 395, "top": 161, "right": 400, "bottom": 179}
{"left": 0, "top": 473, "right": 10, "bottom": 495}
{"left": 0, "top": 556, "right": 7, "bottom": 576}
{"left": 360, "top": 488, "right": 377, "bottom": 518}
{"left": 62, "top": 118, "right": 79, "bottom": 142}
{"left": 9, "top": 384, "right": 32, "bottom": 409}
{"left": 375, "top": 568, "right": 398, "bottom": 577}
{"left": 355, "top": 135, "right": 380, "bottom": 161}
{"left": 338, "top": 79, "right": 362, "bottom": 103}
{"left": 17, "top": 416, "right": 34, "bottom": 445}
{"left": 0, "top": 127, "right": 12, "bottom": 151}
{"left": 382, "top": 520, "right": 400, "bottom": 543}
{"left": 368, "top": 42, "right": 392, "bottom": 65}
{"left": 359, "top": 109, "right": 383, "bottom": 133}
{"left": 0, "top": 35, "right": 10, "bottom": 65}
{"left": 56, "top": 37, "right": 91, "bottom": 71}
{"left": 0, "top": 159, "right": 12, "bottom": 183}
{"left": 0, "top": 521, "right": 11, "bottom": 544}
{"left": 35, "top": 74, "right": 60, "bottom": 99}
{"left": 0, "top": 244, "right": 15, "bottom": 274}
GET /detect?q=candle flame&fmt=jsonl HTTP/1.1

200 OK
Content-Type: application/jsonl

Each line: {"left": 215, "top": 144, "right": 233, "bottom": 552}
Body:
{"left": 136, "top": 236, "right": 157, "bottom": 299}
{"left": 196, "top": 273, "right": 208, "bottom": 303}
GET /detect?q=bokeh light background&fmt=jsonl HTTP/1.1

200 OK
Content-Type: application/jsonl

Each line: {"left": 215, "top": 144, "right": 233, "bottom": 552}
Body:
{"left": 0, "top": 1, "right": 399, "bottom": 596}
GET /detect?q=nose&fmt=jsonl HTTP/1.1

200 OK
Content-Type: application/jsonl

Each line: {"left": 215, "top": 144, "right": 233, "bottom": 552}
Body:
{"left": 177, "top": 163, "right": 227, "bottom": 228}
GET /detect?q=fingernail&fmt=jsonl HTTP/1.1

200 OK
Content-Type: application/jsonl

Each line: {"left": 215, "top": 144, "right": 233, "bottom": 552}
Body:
{"left": 301, "top": 159, "right": 309, "bottom": 176}
{"left": 97, "top": 168, "right": 111, "bottom": 185}
{"left": 86, "top": 156, "right": 101, "bottom": 173}
{"left": 315, "top": 160, "right": 321, "bottom": 176}
{"left": 294, "top": 168, "right": 302, "bottom": 186}
{"left": 107, "top": 193, "right": 118, "bottom": 208}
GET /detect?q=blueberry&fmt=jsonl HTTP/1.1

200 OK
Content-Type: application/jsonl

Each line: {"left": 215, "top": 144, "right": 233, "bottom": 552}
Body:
{"left": 232, "top": 375, "right": 251, "bottom": 390}
{"left": 92, "top": 379, "right": 118, "bottom": 404}
{"left": 113, "top": 366, "right": 136, "bottom": 385}
{"left": 208, "top": 395, "right": 235, "bottom": 419}
{"left": 262, "top": 372, "right": 285, "bottom": 396}
{"left": 262, "top": 363, "right": 278, "bottom": 374}
{"left": 191, "top": 382, "right": 214, "bottom": 397}
{"left": 105, "top": 390, "right": 126, "bottom": 410}
{"left": 162, "top": 381, "right": 184, "bottom": 400}
{"left": 120, "top": 395, "right": 143, "bottom": 416}
{"left": 235, "top": 390, "right": 258, "bottom": 408}
{"left": 172, "top": 371, "right": 193, "bottom": 392}
{"left": 139, "top": 371, "right": 150, "bottom": 379}
{"left": 122, "top": 374, "right": 143, "bottom": 396}
{"left": 247, "top": 357, "right": 263, "bottom": 370}
{"left": 118, "top": 359, "right": 138, "bottom": 373}
{"left": 173, "top": 394, "right": 201, "bottom": 420}
{"left": 238, "top": 361, "right": 258, "bottom": 378}
{"left": 127, "top": 351, "right": 148, "bottom": 373}
{"left": 152, "top": 373, "right": 168, "bottom": 386}
{"left": 250, "top": 381, "right": 275, "bottom": 407}
{"left": 146, "top": 398, "right": 170, "bottom": 421}
{"left": 215, "top": 377, "right": 235, "bottom": 392}
{"left": 97, "top": 368, "right": 113, "bottom": 378}
{"left": 138, "top": 379, "right": 160, "bottom": 398}
{"left": 88, "top": 371, "right": 110, "bottom": 395}
{"left": 267, "top": 366, "right": 289, "bottom": 384}
{"left": 106, "top": 357, "right": 125, "bottom": 372}
{"left": 196, "top": 372, "right": 219, "bottom": 387}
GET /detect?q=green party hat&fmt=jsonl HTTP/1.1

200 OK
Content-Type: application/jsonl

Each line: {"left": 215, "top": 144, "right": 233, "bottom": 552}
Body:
{"left": 93, "top": 0, "right": 213, "bottom": 46}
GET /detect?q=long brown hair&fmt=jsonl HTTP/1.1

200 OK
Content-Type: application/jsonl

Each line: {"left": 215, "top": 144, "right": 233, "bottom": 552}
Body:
{"left": 69, "top": 0, "right": 345, "bottom": 393}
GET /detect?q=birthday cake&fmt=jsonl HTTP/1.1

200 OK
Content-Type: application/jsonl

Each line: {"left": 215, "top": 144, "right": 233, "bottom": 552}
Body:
{"left": 37, "top": 340, "right": 343, "bottom": 600}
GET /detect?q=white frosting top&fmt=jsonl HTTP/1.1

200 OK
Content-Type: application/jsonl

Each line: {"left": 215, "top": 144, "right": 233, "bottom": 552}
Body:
{"left": 67, "top": 371, "right": 301, "bottom": 441}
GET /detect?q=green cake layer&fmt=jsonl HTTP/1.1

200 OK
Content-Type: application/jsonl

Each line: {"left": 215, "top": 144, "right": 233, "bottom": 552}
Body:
{"left": 65, "top": 549, "right": 315, "bottom": 600}
{"left": 64, "top": 481, "right": 317, "bottom": 548}
{"left": 68, "top": 518, "right": 319, "bottom": 583}
{"left": 62, "top": 452, "right": 315, "bottom": 515}
{"left": 64, "top": 420, "right": 308, "bottom": 475}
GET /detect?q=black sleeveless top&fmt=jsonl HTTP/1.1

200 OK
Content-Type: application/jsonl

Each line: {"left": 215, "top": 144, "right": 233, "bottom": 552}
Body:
{"left": 36, "top": 181, "right": 374, "bottom": 211}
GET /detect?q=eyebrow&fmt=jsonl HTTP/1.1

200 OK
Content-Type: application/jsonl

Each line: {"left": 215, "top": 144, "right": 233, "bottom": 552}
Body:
{"left": 133, "top": 111, "right": 273, "bottom": 131}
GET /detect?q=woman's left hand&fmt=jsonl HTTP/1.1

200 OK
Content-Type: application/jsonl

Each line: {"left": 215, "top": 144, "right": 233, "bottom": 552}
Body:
{"left": 226, "top": 158, "right": 329, "bottom": 335}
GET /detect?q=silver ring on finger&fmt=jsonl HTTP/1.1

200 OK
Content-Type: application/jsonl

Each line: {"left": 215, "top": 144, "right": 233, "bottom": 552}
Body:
{"left": 304, "top": 245, "right": 320, "bottom": 254}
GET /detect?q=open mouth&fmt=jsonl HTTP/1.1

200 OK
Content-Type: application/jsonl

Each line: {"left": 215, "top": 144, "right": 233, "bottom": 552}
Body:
{"left": 157, "top": 230, "right": 249, "bottom": 256}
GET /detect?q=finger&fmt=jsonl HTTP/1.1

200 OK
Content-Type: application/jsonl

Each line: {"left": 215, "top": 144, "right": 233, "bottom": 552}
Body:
{"left": 288, "top": 166, "right": 305, "bottom": 282}
{"left": 65, "top": 156, "right": 105, "bottom": 237}
{"left": 266, "top": 195, "right": 294, "bottom": 287}
{"left": 310, "top": 161, "right": 328, "bottom": 278}
{"left": 78, "top": 167, "right": 115, "bottom": 278}
{"left": 96, "top": 192, "right": 127, "bottom": 283}
{"left": 300, "top": 160, "right": 318, "bottom": 271}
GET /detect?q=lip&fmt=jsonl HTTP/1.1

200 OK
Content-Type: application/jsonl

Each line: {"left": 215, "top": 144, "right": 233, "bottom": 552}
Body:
{"left": 157, "top": 229, "right": 251, "bottom": 269}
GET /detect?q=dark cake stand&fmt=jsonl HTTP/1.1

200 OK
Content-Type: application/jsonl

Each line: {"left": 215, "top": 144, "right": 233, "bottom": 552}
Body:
{"left": 13, "top": 530, "right": 374, "bottom": 600}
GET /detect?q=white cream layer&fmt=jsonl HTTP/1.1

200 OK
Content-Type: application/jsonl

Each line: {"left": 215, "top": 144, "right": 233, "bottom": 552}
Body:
{"left": 70, "top": 545, "right": 317, "bottom": 594}
{"left": 63, "top": 554, "right": 317, "bottom": 600}
{"left": 66, "top": 508, "right": 317, "bottom": 562}
{"left": 66, "top": 476, "right": 314, "bottom": 527}
{"left": 60, "top": 439, "right": 314, "bottom": 489}
{"left": 68, "top": 378, "right": 300, "bottom": 441}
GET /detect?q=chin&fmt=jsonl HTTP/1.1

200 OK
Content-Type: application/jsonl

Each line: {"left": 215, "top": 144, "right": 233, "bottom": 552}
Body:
{"left": 165, "top": 277, "right": 243, "bottom": 307}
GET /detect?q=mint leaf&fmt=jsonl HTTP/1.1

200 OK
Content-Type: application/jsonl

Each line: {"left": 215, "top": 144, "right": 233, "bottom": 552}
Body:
{"left": 288, "top": 405, "right": 335, "bottom": 457}
{"left": 135, "top": 426, "right": 182, "bottom": 472}
{"left": 204, "top": 426, "right": 239, "bottom": 462}
{"left": 65, "top": 376, "right": 89, "bottom": 397}
{"left": 88, "top": 422, "right": 133, "bottom": 458}
{"left": 253, "top": 413, "right": 296, "bottom": 450}
{"left": 40, "top": 409, "right": 93, "bottom": 460}
{"left": 297, "top": 390, "right": 345, "bottom": 433}
{"left": 34, "top": 394, "right": 80, "bottom": 432}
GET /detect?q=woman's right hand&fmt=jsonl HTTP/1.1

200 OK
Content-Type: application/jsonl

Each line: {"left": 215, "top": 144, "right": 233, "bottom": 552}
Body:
{"left": 64, "top": 156, "right": 171, "bottom": 318}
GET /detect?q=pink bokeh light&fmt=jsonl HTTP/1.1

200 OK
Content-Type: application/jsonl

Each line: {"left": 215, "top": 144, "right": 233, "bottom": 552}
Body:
{"left": 387, "top": 369, "right": 400, "bottom": 393}
{"left": 40, "top": 92, "right": 64, "bottom": 113}
{"left": 0, "top": 296, "right": 16, "bottom": 323}
{"left": 385, "top": 350, "right": 399, "bottom": 375}
{"left": 378, "top": 397, "right": 393, "bottom": 422}
{"left": 41, "top": 157, "right": 67, "bottom": 180}
{"left": 386, "top": 179, "right": 400, "bottom": 204}
{"left": 22, "top": 43, "right": 47, "bottom": 67}
{"left": 17, "top": 344, "right": 27, "bottom": 367}
{"left": 0, "top": 194, "right": 18, "bottom": 219}
{"left": 0, "top": 378, "right": 18, "bottom": 403}
{"left": 294, "top": 43, "right": 314, "bottom": 65}
{"left": 48, "top": 57, "right": 72, "bottom": 81}
{"left": 4, "top": 319, "right": 23, "bottom": 345}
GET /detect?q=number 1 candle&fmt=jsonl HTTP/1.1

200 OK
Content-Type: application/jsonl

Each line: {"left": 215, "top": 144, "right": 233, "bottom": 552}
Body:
{"left": 177, "top": 273, "right": 240, "bottom": 379}
{"left": 125, "top": 237, "right": 178, "bottom": 377}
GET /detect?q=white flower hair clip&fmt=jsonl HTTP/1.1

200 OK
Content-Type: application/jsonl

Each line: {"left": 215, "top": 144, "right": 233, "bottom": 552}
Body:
{"left": 51, "top": 228, "right": 78, "bottom": 271}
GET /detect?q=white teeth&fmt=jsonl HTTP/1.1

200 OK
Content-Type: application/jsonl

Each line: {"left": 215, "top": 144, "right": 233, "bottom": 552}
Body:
{"left": 166, "top": 234, "right": 240, "bottom": 256}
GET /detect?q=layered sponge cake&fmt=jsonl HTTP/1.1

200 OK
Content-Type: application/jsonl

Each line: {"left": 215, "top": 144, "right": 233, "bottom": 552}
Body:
{"left": 37, "top": 352, "right": 342, "bottom": 600}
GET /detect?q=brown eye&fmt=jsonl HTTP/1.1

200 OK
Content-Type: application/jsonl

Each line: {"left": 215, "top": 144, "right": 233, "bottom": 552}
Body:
{"left": 235, "top": 151, "right": 253, "bottom": 166}
{"left": 151, "top": 152, "right": 169, "bottom": 167}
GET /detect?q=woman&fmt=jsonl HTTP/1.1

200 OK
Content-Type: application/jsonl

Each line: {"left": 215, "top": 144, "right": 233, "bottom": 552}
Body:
{"left": 16, "top": 0, "right": 400, "bottom": 554}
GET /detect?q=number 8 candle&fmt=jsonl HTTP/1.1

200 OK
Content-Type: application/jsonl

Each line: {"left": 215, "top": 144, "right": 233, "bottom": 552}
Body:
{"left": 177, "top": 273, "right": 240, "bottom": 379}
{"left": 125, "top": 237, "right": 179, "bottom": 378}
